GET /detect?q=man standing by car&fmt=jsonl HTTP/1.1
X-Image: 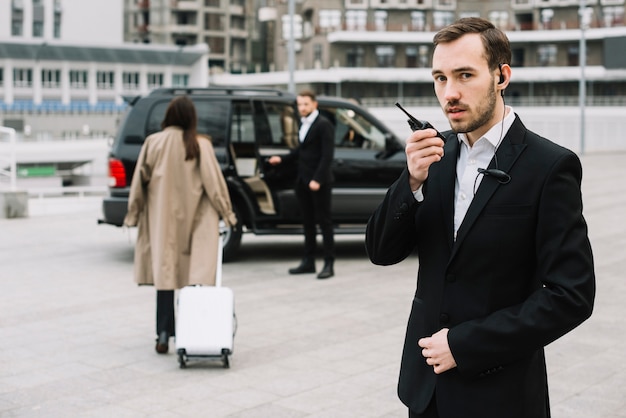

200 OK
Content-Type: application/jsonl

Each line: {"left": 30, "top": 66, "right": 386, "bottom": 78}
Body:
{"left": 269, "top": 90, "right": 336, "bottom": 279}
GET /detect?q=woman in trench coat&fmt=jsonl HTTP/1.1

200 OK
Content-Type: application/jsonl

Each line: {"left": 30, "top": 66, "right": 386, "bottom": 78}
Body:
{"left": 124, "top": 95, "right": 237, "bottom": 354}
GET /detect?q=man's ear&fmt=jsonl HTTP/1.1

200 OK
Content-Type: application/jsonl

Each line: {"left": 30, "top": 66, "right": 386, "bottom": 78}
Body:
{"left": 497, "top": 63, "right": 511, "bottom": 96}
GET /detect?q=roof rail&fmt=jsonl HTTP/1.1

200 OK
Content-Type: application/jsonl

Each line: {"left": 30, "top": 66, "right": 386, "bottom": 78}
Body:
{"left": 148, "top": 87, "right": 292, "bottom": 97}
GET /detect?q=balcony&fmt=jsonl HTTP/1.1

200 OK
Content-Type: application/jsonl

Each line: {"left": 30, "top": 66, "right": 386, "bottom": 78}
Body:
{"left": 171, "top": 0, "right": 199, "bottom": 10}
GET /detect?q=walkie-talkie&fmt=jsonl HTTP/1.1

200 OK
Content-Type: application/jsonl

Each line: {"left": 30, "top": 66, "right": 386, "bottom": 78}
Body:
{"left": 395, "top": 102, "right": 446, "bottom": 143}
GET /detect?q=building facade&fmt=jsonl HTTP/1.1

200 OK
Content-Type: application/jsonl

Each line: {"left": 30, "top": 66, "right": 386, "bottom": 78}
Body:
{"left": 0, "top": 0, "right": 208, "bottom": 139}
{"left": 123, "top": 0, "right": 254, "bottom": 74}
{"left": 211, "top": 0, "right": 626, "bottom": 106}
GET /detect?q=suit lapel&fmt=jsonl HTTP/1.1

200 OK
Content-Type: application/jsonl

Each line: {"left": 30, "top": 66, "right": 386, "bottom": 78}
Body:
{"left": 451, "top": 116, "right": 527, "bottom": 255}
{"left": 435, "top": 134, "right": 459, "bottom": 251}
{"left": 301, "top": 117, "right": 318, "bottom": 145}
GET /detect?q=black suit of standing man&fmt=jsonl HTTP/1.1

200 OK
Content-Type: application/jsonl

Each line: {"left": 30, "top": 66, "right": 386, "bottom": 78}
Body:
{"left": 365, "top": 18, "right": 595, "bottom": 418}
{"left": 269, "top": 90, "right": 336, "bottom": 279}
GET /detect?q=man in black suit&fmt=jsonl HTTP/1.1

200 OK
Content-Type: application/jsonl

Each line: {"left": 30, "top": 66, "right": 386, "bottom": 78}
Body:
{"left": 365, "top": 18, "right": 595, "bottom": 418}
{"left": 269, "top": 90, "right": 335, "bottom": 279}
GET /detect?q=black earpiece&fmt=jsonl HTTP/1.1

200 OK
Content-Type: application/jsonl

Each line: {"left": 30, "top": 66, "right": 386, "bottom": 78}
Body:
{"left": 476, "top": 90, "right": 511, "bottom": 188}
{"left": 478, "top": 167, "right": 511, "bottom": 184}
{"left": 498, "top": 63, "right": 505, "bottom": 84}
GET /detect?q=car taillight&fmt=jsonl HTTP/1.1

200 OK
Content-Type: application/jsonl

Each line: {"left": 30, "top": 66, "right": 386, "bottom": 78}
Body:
{"left": 108, "top": 158, "right": 127, "bottom": 188}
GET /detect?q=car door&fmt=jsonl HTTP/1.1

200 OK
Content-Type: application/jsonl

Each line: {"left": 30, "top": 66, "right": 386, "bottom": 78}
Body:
{"left": 317, "top": 102, "right": 406, "bottom": 222}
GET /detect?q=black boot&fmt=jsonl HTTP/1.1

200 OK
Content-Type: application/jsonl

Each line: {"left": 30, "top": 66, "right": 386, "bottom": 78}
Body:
{"left": 155, "top": 330, "right": 169, "bottom": 354}
{"left": 289, "top": 258, "right": 316, "bottom": 274}
{"left": 317, "top": 259, "right": 334, "bottom": 279}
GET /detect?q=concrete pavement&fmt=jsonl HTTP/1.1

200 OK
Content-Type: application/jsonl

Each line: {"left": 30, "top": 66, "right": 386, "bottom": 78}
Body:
{"left": 1, "top": 151, "right": 625, "bottom": 417}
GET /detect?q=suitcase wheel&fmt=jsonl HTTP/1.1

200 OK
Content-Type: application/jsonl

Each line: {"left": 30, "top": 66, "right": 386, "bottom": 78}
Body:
{"left": 221, "top": 348, "right": 230, "bottom": 369}
{"left": 177, "top": 349, "right": 187, "bottom": 369}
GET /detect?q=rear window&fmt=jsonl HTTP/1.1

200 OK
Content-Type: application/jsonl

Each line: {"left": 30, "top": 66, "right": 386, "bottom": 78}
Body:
{"left": 146, "top": 99, "right": 230, "bottom": 146}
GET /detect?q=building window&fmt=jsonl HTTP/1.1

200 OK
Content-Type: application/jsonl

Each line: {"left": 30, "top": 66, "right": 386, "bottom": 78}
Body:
{"left": 434, "top": 0, "right": 455, "bottom": 6}
{"left": 281, "top": 14, "right": 303, "bottom": 40}
{"left": 53, "top": 1, "right": 61, "bottom": 38}
{"left": 205, "top": 0, "right": 220, "bottom": 6}
{"left": 33, "top": 21, "right": 43, "bottom": 37}
{"left": 406, "top": 46, "right": 418, "bottom": 68}
{"left": 147, "top": 73, "right": 164, "bottom": 89}
{"left": 172, "top": 74, "right": 189, "bottom": 87}
{"left": 319, "top": 9, "right": 341, "bottom": 33}
{"left": 374, "top": 10, "right": 388, "bottom": 31}
{"left": 418, "top": 45, "right": 429, "bottom": 68}
{"left": 70, "top": 70, "right": 88, "bottom": 89}
{"left": 32, "top": 0, "right": 44, "bottom": 38}
{"left": 123, "top": 72, "right": 140, "bottom": 90}
{"left": 13, "top": 68, "right": 32, "bottom": 88}
{"left": 0, "top": 68, "right": 3, "bottom": 87}
{"left": 537, "top": 44, "right": 557, "bottom": 66}
{"left": 42, "top": 69, "right": 61, "bottom": 88}
{"left": 97, "top": 71, "right": 114, "bottom": 89}
{"left": 603, "top": 6, "right": 624, "bottom": 28}
{"left": 346, "top": 46, "right": 364, "bottom": 67}
{"left": 345, "top": 10, "right": 367, "bottom": 31}
{"left": 12, "top": 1, "right": 23, "bottom": 36}
{"left": 313, "top": 44, "right": 323, "bottom": 66}
{"left": 460, "top": 11, "right": 480, "bottom": 19}
{"left": 489, "top": 11, "right": 509, "bottom": 29}
{"left": 231, "top": 15, "right": 245, "bottom": 30}
{"left": 206, "top": 36, "right": 226, "bottom": 53}
{"left": 540, "top": 9, "right": 554, "bottom": 29}
{"left": 205, "top": 12, "right": 225, "bottom": 31}
{"left": 346, "top": 0, "right": 365, "bottom": 5}
{"left": 411, "top": 11, "right": 425, "bottom": 31}
{"left": 433, "top": 11, "right": 455, "bottom": 30}
{"left": 375, "top": 45, "right": 395, "bottom": 68}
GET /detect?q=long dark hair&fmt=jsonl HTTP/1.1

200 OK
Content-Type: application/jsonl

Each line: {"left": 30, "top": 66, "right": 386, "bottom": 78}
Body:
{"left": 161, "top": 95, "right": 200, "bottom": 160}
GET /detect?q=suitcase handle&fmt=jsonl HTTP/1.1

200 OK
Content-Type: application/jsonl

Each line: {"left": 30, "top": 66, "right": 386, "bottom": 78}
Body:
{"left": 216, "top": 221, "right": 226, "bottom": 287}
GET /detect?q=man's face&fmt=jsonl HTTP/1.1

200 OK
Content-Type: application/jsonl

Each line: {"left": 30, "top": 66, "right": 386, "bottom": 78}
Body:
{"left": 297, "top": 95, "right": 316, "bottom": 118}
{"left": 431, "top": 33, "right": 500, "bottom": 143}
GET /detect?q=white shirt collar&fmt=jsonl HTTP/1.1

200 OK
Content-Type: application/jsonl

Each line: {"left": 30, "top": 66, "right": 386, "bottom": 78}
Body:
{"left": 301, "top": 109, "right": 319, "bottom": 125}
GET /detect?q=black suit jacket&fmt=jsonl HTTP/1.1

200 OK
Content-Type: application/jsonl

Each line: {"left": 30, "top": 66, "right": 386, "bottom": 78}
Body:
{"left": 366, "top": 115, "right": 595, "bottom": 418}
{"left": 282, "top": 113, "right": 335, "bottom": 185}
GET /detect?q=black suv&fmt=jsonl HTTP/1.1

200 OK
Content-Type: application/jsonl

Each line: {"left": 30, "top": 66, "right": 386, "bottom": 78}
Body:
{"left": 99, "top": 87, "right": 406, "bottom": 260}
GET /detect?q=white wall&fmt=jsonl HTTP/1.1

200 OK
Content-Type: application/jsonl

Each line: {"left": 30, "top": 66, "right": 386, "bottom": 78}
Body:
{"left": 369, "top": 106, "right": 626, "bottom": 154}
{"left": 59, "top": 0, "right": 123, "bottom": 44}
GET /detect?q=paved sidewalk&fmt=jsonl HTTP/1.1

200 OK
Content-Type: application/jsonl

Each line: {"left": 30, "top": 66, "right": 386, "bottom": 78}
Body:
{"left": 1, "top": 152, "right": 625, "bottom": 417}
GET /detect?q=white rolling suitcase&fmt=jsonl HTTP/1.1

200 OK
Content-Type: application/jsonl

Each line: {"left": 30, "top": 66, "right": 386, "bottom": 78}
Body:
{"left": 176, "top": 230, "right": 236, "bottom": 368}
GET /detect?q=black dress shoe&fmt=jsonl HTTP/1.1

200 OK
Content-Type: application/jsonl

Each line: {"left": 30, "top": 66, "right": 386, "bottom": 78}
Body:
{"left": 155, "top": 330, "right": 169, "bottom": 354}
{"left": 288, "top": 259, "right": 316, "bottom": 275}
{"left": 317, "top": 261, "right": 334, "bottom": 279}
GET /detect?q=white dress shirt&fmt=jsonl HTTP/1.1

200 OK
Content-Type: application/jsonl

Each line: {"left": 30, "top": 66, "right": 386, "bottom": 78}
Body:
{"left": 299, "top": 109, "right": 319, "bottom": 143}
{"left": 412, "top": 106, "right": 516, "bottom": 240}
{"left": 454, "top": 106, "right": 515, "bottom": 238}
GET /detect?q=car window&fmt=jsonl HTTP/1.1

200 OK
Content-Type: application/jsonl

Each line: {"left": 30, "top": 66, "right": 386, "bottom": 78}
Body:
{"left": 319, "top": 105, "right": 387, "bottom": 151}
{"left": 146, "top": 98, "right": 229, "bottom": 146}
{"left": 231, "top": 101, "right": 255, "bottom": 145}
{"left": 263, "top": 102, "right": 298, "bottom": 149}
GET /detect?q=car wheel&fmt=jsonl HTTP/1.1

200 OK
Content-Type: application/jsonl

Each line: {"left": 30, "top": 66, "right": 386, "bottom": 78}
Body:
{"left": 222, "top": 205, "right": 242, "bottom": 262}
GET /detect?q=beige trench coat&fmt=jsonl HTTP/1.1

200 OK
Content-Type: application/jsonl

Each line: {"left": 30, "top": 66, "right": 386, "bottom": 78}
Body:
{"left": 124, "top": 127, "right": 237, "bottom": 289}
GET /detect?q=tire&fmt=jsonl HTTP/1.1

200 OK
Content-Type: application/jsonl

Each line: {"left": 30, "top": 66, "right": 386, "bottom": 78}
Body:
{"left": 222, "top": 204, "right": 242, "bottom": 262}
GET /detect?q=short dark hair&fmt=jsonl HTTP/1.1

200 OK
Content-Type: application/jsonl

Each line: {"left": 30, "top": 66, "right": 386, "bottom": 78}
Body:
{"left": 297, "top": 89, "right": 317, "bottom": 102}
{"left": 433, "top": 17, "right": 512, "bottom": 71}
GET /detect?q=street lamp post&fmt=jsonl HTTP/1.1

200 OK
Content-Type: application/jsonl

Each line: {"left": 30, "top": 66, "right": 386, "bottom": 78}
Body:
{"left": 287, "top": 0, "right": 295, "bottom": 93}
{"left": 579, "top": 2, "right": 592, "bottom": 155}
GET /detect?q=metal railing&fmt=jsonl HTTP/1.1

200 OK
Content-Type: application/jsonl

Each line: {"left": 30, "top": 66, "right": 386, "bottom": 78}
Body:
{"left": 0, "top": 126, "right": 17, "bottom": 191}
{"left": 27, "top": 185, "right": 108, "bottom": 199}
{"left": 361, "top": 95, "right": 626, "bottom": 108}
